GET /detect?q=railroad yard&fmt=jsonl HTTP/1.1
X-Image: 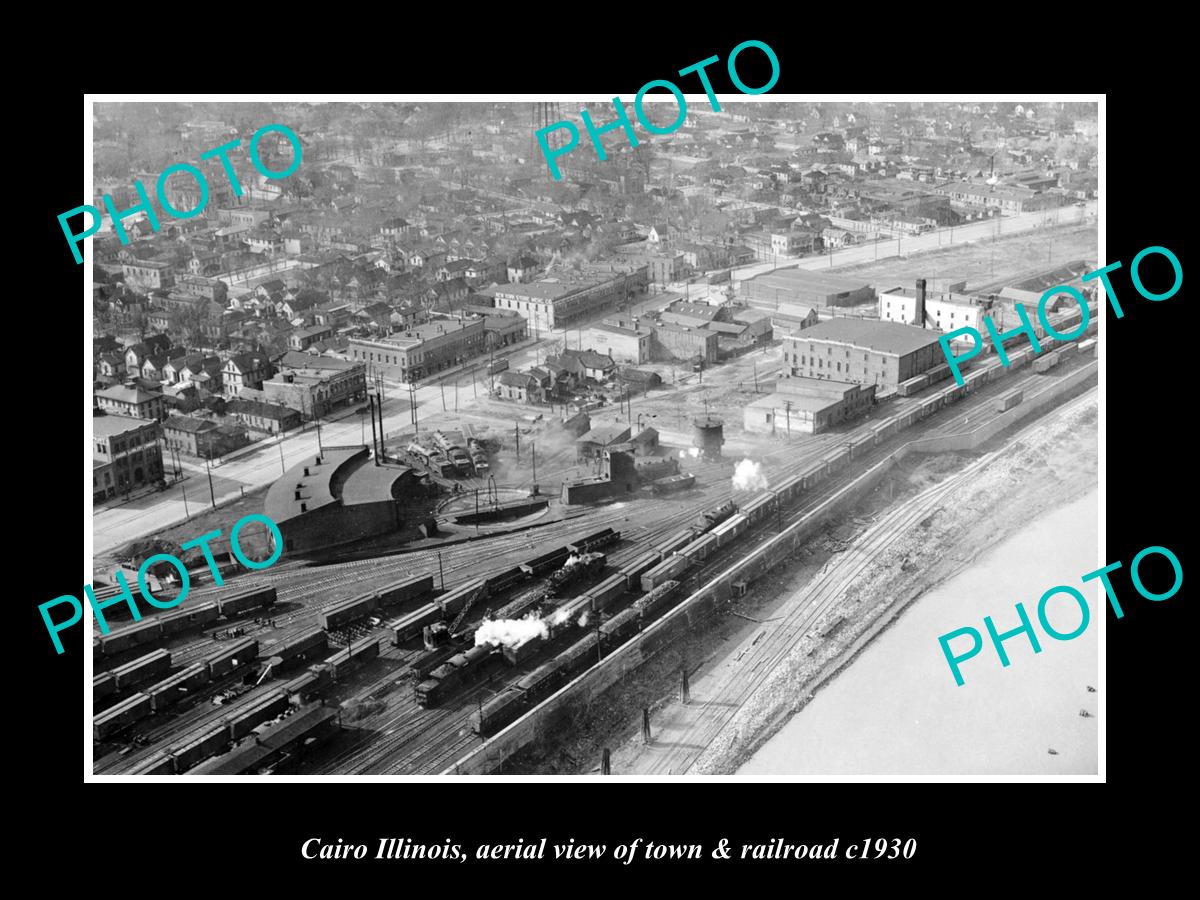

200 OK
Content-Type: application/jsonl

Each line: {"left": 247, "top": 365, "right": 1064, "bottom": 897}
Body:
{"left": 91, "top": 329, "right": 1097, "bottom": 775}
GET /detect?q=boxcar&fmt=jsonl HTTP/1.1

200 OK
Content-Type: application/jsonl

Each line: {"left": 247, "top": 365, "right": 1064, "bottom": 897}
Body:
{"left": 324, "top": 638, "right": 381, "bottom": 679}
{"left": 377, "top": 574, "right": 435, "bottom": 608}
{"left": 566, "top": 528, "right": 618, "bottom": 554}
{"left": 641, "top": 555, "right": 691, "bottom": 593}
{"left": 111, "top": 648, "right": 172, "bottom": 691}
{"left": 599, "top": 607, "right": 641, "bottom": 647}
{"left": 618, "top": 551, "right": 661, "bottom": 590}
{"left": 434, "top": 578, "right": 489, "bottom": 617}
{"left": 711, "top": 513, "right": 748, "bottom": 547}
{"left": 389, "top": 603, "right": 443, "bottom": 645}
{"left": 996, "top": 390, "right": 1024, "bottom": 413}
{"left": 93, "top": 672, "right": 118, "bottom": 703}
{"left": 319, "top": 593, "right": 380, "bottom": 631}
{"left": 1033, "top": 353, "right": 1060, "bottom": 374}
{"left": 658, "top": 528, "right": 698, "bottom": 557}
{"left": 227, "top": 690, "right": 290, "bottom": 741}
{"left": 588, "top": 574, "right": 627, "bottom": 613}
{"left": 216, "top": 585, "right": 277, "bottom": 618}
{"left": 472, "top": 688, "right": 528, "bottom": 737}
{"left": 93, "top": 692, "right": 151, "bottom": 741}
{"left": 159, "top": 600, "right": 221, "bottom": 637}
{"left": 98, "top": 618, "right": 164, "bottom": 657}
{"left": 204, "top": 637, "right": 259, "bottom": 680}
{"left": 678, "top": 532, "right": 718, "bottom": 563}
{"left": 740, "top": 493, "right": 774, "bottom": 525}
{"left": 146, "top": 663, "right": 211, "bottom": 713}
{"left": 171, "top": 725, "right": 229, "bottom": 773}
{"left": 483, "top": 567, "right": 526, "bottom": 596}
{"left": 1078, "top": 338, "right": 1097, "bottom": 356}
{"left": 1057, "top": 342, "right": 1078, "bottom": 360}
{"left": 269, "top": 628, "right": 328, "bottom": 666}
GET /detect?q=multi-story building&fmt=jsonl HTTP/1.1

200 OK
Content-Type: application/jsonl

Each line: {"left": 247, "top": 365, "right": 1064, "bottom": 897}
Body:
{"left": 878, "top": 278, "right": 993, "bottom": 347}
{"left": 653, "top": 322, "right": 719, "bottom": 364}
{"left": 262, "top": 352, "right": 368, "bottom": 418}
{"left": 782, "top": 318, "right": 943, "bottom": 394}
{"left": 490, "top": 267, "right": 648, "bottom": 333}
{"left": 587, "top": 322, "right": 653, "bottom": 364}
{"left": 121, "top": 259, "right": 175, "bottom": 291}
{"left": 222, "top": 352, "right": 274, "bottom": 396}
{"left": 93, "top": 414, "right": 163, "bottom": 501}
{"left": 349, "top": 317, "right": 486, "bottom": 382}
{"left": 94, "top": 383, "right": 165, "bottom": 421}
{"left": 744, "top": 377, "right": 876, "bottom": 436}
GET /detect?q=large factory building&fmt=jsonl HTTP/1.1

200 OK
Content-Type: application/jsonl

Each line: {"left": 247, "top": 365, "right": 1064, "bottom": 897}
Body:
{"left": 744, "top": 377, "right": 876, "bottom": 436}
{"left": 264, "top": 447, "right": 427, "bottom": 554}
{"left": 740, "top": 268, "right": 875, "bottom": 309}
{"left": 782, "top": 318, "right": 943, "bottom": 394}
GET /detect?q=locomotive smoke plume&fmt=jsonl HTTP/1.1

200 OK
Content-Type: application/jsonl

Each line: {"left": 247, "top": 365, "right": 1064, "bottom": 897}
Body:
{"left": 679, "top": 448, "right": 701, "bottom": 459}
{"left": 577, "top": 611, "right": 590, "bottom": 627}
{"left": 561, "top": 553, "right": 581, "bottom": 569}
{"left": 732, "top": 458, "right": 768, "bottom": 492}
{"left": 549, "top": 606, "right": 573, "bottom": 626}
{"left": 475, "top": 613, "right": 548, "bottom": 650}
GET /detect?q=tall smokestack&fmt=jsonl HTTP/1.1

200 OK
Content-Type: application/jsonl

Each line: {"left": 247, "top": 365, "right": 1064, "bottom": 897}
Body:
{"left": 914, "top": 278, "right": 927, "bottom": 328}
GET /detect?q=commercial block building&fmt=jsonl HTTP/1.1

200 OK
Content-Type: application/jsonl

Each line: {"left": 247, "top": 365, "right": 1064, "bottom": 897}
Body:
{"left": 263, "top": 352, "right": 367, "bottom": 418}
{"left": 93, "top": 414, "right": 163, "bottom": 501}
{"left": 783, "top": 318, "right": 943, "bottom": 394}
{"left": 878, "top": 278, "right": 994, "bottom": 347}
{"left": 349, "top": 317, "right": 486, "bottom": 382}
{"left": 490, "top": 267, "right": 647, "bottom": 333}
{"left": 586, "top": 322, "right": 653, "bottom": 364}
{"left": 653, "top": 322, "right": 719, "bottom": 364}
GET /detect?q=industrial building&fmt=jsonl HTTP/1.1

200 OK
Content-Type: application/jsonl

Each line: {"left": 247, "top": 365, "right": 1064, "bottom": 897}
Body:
{"left": 264, "top": 447, "right": 428, "bottom": 555}
{"left": 783, "top": 318, "right": 943, "bottom": 394}
{"left": 653, "top": 322, "right": 719, "bottom": 364}
{"left": 739, "top": 268, "right": 876, "bottom": 309}
{"left": 489, "top": 266, "right": 648, "bottom": 332}
{"left": 878, "top": 278, "right": 994, "bottom": 346}
{"left": 93, "top": 413, "right": 164, "bottom": 501}
{"left": 586, "top": 322, "right": 653, "bottom": 364}
{"left": 561, "top": 450, "right": 639, "bottom": 504}
{"left": 349, "top": 317, "right": 486, "bottom": 383}
{"left": 744, "top": 378, "right": 877, "bottom": 436}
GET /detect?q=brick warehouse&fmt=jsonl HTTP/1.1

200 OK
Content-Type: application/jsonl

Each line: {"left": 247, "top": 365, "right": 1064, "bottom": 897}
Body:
{"left": 783, "top": 318, "right": 943, "bottom": 394}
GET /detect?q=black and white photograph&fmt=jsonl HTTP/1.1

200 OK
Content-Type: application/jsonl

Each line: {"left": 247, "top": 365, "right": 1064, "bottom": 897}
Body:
{"left": 79, "top": 95, "right": 1105, "bottom": 779}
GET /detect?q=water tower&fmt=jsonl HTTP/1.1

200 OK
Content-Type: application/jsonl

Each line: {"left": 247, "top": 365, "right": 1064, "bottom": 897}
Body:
{"left": 692, "top": 417, "right": 725, "bottom": 461}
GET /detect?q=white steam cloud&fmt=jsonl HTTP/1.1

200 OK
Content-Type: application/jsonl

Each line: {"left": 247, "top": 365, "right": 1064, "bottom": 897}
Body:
{"left": 578, "top": 611, "right": 590, "bottom": 628}
{"left": 732, "top": 458, "right": 768, "bottom": 492}
{"left": 475, "top": 613, "right": 548, "bottom": 650}
{"left": 679, "top": 448, "right": 701, "bottom": 459}
{"left": 549, "top": 607, "right": 573, "bottom": 626}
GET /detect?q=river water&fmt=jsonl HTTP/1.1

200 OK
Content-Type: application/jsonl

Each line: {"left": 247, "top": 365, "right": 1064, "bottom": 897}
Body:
{"left": 738, "top": 489, "right": 1100, "bottom": 777}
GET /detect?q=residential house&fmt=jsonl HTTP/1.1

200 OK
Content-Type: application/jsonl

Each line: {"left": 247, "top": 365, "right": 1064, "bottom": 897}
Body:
{"left": 225, "top": 398, "right": 302, "bottom": 434}
{"left": 222, "top": 352, "right": 273, "bottom": 396}
{"left": 95, "top": 383, "right": 165, "bottom": 420}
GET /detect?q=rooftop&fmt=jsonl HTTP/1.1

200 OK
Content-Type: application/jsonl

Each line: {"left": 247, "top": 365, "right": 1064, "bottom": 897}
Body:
{"left": 797, "top": 318, "right": 943, "bottom": 356}
{"left": 93, "top": 414, "right": 157, "bottom": 439}
{"left": 744, "top": 268, "right": 872, "bottom": 296}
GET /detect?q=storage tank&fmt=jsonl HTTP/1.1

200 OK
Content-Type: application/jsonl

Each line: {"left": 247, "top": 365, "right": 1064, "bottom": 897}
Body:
{"left": 692, "top": 417, "right": 725, "bottom": 461}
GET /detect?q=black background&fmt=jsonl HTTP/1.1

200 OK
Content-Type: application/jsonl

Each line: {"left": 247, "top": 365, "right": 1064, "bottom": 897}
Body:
{"left": 18, "top": 25, "right": 1190, "bottom": 887}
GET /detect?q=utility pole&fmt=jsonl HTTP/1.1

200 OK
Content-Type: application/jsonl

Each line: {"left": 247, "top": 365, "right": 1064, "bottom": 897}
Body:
{"left": 679, "top": 666, "right": 690, "bottom": 703}
{"left": 180, "top": 478, "right": 189, "bottom": 517}
{"left": 277, "top": 432, "right": 286, "bottom": 474}
{"left": 204, "top": 456, "right": 216, "bottom": 508}
{"left": 440, "top": 381, "right": 446, "bottom": 411}
{"left": 531, "top": 441, "right": 536, "bottom": 486}
{"left": 753, "top": 362, "right": 758, "bottom": 393}
{"left": 514, "top": 422, "right": 520, "bottom": 462}
{"left": 642, "top": 708, "right": 652, "bottom": 744}
{"left": 784, "top": 399, "right": 791, "bottom": 437}
{"left": 437, "top": 551, "right": 445, "bottom": 591}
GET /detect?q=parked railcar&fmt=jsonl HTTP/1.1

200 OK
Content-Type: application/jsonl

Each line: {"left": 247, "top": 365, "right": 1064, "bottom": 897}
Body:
{"left": 111, "top": 648, "right": 172, "bottom": 691}
{"left": 434, "top": 578, "right": 489, "bottom": 617}
{"left": 566, "top": 528, "right": 620, "bottom": 554}
{"left": 98, "top": 618, "right": 164, "bottom": 657}
{"left": 740, "top": 492, "right": 775, "bottom": 525}
{"left": 415, "top": 664, "right": 463, "bottom": 707}
{"left": 389, "top": 603, "right": 443, "bottom": 645}
{"left": 483, "top": 567, "right": 526, "bottom": 595}
{"left": 93, "top": 672, "right": 117, "bottom": 703}
{"left": 171, "top": 725, "right": 230, "bottom": 773}
{"left": 996, "top": 389, "right": 1024, "bottom": 413}
{"left": 1033, "top": 352, "right": 1061, "bottom": 374}
{"left": 773, "top": 472, "right": 804, "bottom": 502}
{"left": 159, "top": 600, "right": 221, "bottom": 637}
{"left": 599, "top": 607, "right": 641, "bottom": 647}
{"left": 1057, "top": 342, "right": 1078, "bottom": 360}
{"left": 555, "top": 631, "right": 602, "bottom": 680}
{"left": 711, "top": 513, "right": 748, "bottom": 547}
{"left": 618, "top": 550, "right": 662, "bottom": 590}
{"left": 641, "top": 554, "right": 691, "bottom": 593}
{"left": 634, "top": 580, "right": 682, "bottom": 621}
{"left": 281, "top": 668, "right": 329, "bottom": 705}
{"left": 1078, "top": 338, "right": 1097, "bottom": 356}
{"left": 519, "top": 546, "right": 571, "bottom": 576}
{"left": 588, "top": 573, "right": 627, "bottom": 613}
{"left": 227, "top": 690, "right": 290, "bottom": 741}
{"left": 514, "top": 661, "right": 564, "bottom": 705}
{"left": 409, "top": 645, "right": 459, "bottom": 681}
{"left": 126, "top": 751, "right": 176, "bottom": 775}
{"left": 319, "top": 592, "right": 381, "bottom": 631}
{"left": 324, "top": 638, "right": 381, "bottom": 679}
{"left": 658, "top": 528, "right": 698, "bottom": 556}
{"left": 204, "top": 637, "right": 258, "bottom": 680}
{"left": 270, "top": 628, "right": 328, "bottom": 667}
{"left": 146, "top": 663, "right": 211, "bottom": 713}
{"left": 216, "top": 584, "right": 277, "bottom": 618}
{"left": 471, "top": 688, "right": 528, "bottom": 737}
{"left": 677, "top": 532, "right": 718, "bottom": 563}
{"left": 93, "top": 692, "right": 152, "bottom": 741}
{"left": 377, "top": 574, "right": 435, "bottom": 607}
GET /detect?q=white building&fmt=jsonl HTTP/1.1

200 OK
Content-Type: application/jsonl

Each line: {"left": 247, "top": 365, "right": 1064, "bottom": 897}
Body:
{"left": 878, "top": 280, "right": 993, "bottom": 345}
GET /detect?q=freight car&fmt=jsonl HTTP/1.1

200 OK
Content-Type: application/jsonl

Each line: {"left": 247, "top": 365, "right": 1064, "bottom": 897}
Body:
{"left": 204, "top": 637, "right": 259, "bottom": 680}
{"left": 1033, "top": 352, "right": 1061, "bottom": 374}
{"left": 641, "top": 554, "right": 692, "bottom": 592}
{"left": 710, "top": 513, "right": 749, "bottom": 548}
{"left": 97, "top": 618, "right": 163, "bottom": 657}
{"left": 409, "top": 645, "right": 460, "bottom": 681}
{"left": 739, "top": 492, "right": 776, "bottom": 526}
{"left": 171, "top": 724, "right": 230, "bottom": 773}
{"left": 110, "top": 648, "right": 172, "bottom": 691}
{"left": 618, "top": 550, "right": 662, "bottom": 590}
{"left": 227, "top": 690, "right": 290, "bottom": 741}
{"left": 158, "top": 599, "right": 221, "bottom": 636}
{"left": 996, "top": 389, "right": 1023, "bottom": 413}
{"left": 634, "top": 580, "right": 682, "bottom": 621}
{"left": 677, "top": 532, "right": 718, "bottom": 563}
{"left": 93, "top": 692, "right": 151, "bottom": 741}
{"left": 216, "top": 584, "right": 277, "bottom": 618}
{"left": 93, "top": 672, "right": 117, "bottom": 704}
{"left": 146, "top": 663, "right": 210, "bottom": 713}
{"left": 126, "top": 751, "right": 176, "bottom": 775}
{"left": 471, "top": 687, "right": 527, "bottom": 737}
{"left": 323, "top": 638, "right": 381, "bottom": 680}
{"left": 658, "top": 528, "right": 699, "bottom": 557}
{"left": 280, "top": 665, "right": 332, "bottom": 705}
{"left": 519, "top": 546, "right": 572, "bottom": 576}
{"left": 483, "top": 566, "right": 527, "bottom": 596}
{"left": 266, "top": 628, "right": 327, "bottom": 668}
{"left": 390, "top": 603, "right": 444, "bottom": 645}
{"left": 599, "top": 607, "right": 642, "bottom": 647}
{"left": 415, "top": 644, "right": 503, "bottom": 708}
{"left": 897, "top": 374, "right": 929, "bottom": 397}
{"left": 1078, "top": 338, "right": 1097, "bottom": 356}
{"left": 587, "top": 573, "right": 627, "bottom": 613}
{"left": 566, "top": 528, "right": 620, "bottom": 555}
{"left": 514, "top": 660, "right": 565, "bottom": 706}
